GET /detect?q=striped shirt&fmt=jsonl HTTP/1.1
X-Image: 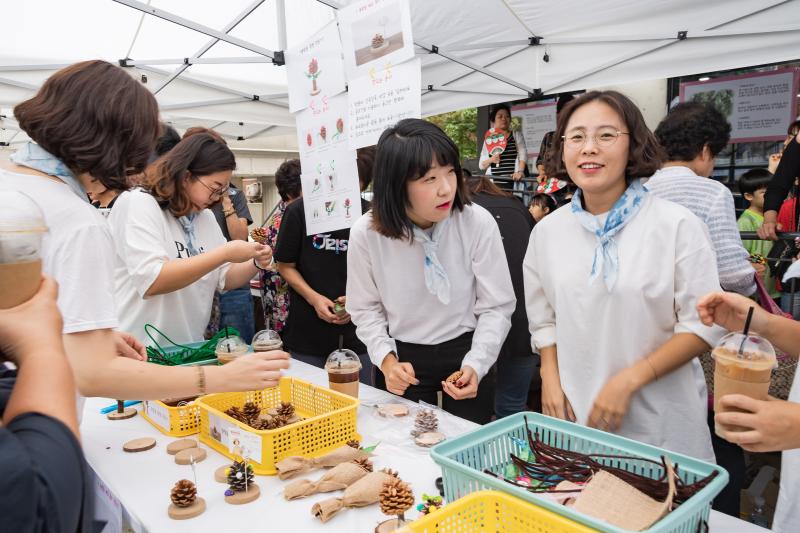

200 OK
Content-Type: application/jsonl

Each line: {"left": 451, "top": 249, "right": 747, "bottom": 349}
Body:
{"left": 494, "top": 134, "right": 518, "bottom": 177}
{"left": 646, "top": 166, "right": 756, "bottom": 296}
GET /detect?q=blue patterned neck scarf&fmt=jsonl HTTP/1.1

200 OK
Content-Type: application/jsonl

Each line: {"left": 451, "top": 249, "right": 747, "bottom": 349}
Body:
{"left": 9, "top": 142, "right": 88, "bottom": 202}
{"left": 413, "top": 217, "right": 451, "bottom": 304}
{"left": 177, "top": 213, "right": 200, "bottom": 257}
{"left": 570, "top": 179, "right": 648, "bottom": 291}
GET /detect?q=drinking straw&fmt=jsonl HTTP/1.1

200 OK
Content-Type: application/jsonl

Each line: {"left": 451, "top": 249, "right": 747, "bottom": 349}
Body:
{"left": 739, "top": 306, "right": 755, "bottom": 355}
{"left": 99, "top": 400, "right": 141, "bottom": 414}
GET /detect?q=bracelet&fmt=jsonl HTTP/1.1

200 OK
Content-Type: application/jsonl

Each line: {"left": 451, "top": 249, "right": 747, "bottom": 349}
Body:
{"left": 645, "top": 356, "right": 658, "bottom": 381}
{"left": 224, "top": 210, "right": 236, "bottom": 218}
{"left": 253, "top": 256, "right": 275, "bottom": 271}
{"left": 196, "top": 365, "right": 207, "bottom": 395}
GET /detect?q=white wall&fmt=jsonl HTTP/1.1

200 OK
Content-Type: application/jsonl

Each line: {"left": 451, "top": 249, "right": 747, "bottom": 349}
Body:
{"left": 592, "top": 78, "right": 669, "bottom": 132}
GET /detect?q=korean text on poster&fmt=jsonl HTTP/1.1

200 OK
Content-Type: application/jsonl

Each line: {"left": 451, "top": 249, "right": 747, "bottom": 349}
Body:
{"left": 347, "top": 57, "right": 421, "bottom": 150}
{"left": 286, "top": 21, "right": 348, "bottom": 113}
{"left": 511, "top": 100, "right": 556, "bottom": 167}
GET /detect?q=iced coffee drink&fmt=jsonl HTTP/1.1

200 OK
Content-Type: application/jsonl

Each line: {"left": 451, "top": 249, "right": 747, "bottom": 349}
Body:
{"left": 712, "top": 332, "right": 776, "bottom": 435}
{"left": 215, "top": 334, "right": 249, "bottom": 364}
{"left": 252, "top": 329, "right": 283, "bottom": 352}
{"left": 325, "top": 349, "right": 362, "bottom": 398}
{"left": 0, "top": 191, "right": 47, "bottom": 309}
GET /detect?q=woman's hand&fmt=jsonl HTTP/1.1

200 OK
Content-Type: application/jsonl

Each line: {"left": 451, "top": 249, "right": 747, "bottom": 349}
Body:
{"left": 225, "top": 240, "right": 271, "bottom": 264}
{"left": 715, "top": 394, "right": 800, "bottom": 452}
{"left": 696, "top": 291, "right": 770, "bottom": 334}
{"left": 540, "top": 367, "right": 575, "bottom": 421}
{"left": 587, "top": 368, "right": 638, "bottom": 432}
{"left": 511, "top": 171, "right": 523, "bottom": 181}
{"left": 253, "top": 244, "right": 273, "bottom": 269}
{"left": 218, "top": 350, "right": 291, "bottom": 390}
{"left": 441, "top": 365, "right": 478, "bottom": 400}
{"left": 380, "top": 354, "right": 419, "bottom": 396}
{"left": 757, "top": 212, "right": 780, "bottom": 241}
{"left": 114, "top": 331, "right": 146, "bottom": 361}
{"left": 311, "top": 293, "right": 339, "bottom": 323}
{"left": 489, "top": 153, "right": 501, "bottom": 165}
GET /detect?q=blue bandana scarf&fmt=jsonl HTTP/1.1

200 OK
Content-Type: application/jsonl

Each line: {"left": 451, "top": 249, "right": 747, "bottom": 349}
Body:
{"left": 178, "top": 213, "right": 200, "bottom": 257}
{"left": 570, "top": 179, "right": 647, "bottom": 291}
{"left": 413, "top": 217, "right": 451, "bottom": 304}
{"left": 10, "top": 142, "right": 88, "bottom": 202}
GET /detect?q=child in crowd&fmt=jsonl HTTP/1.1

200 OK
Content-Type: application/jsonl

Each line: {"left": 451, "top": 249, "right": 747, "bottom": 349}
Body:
{"left": 737, "top": 169, "right": 776, "bottom": 297}
{"left": 347, "top": 119, "right": 515, "bottom": 424}
{"left": 528, "top": 193, "right": 557, "bottom": 223}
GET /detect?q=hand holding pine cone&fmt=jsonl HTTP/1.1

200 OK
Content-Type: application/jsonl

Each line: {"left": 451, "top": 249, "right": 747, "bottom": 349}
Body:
{"left": 250, "top": 227, "right": 268, "bottom": 244}
{"left": 170, "top": 479, "right": 197, "bottom": 507}
{"left": 379, "top": 477, "right": 414, "bottom": 516}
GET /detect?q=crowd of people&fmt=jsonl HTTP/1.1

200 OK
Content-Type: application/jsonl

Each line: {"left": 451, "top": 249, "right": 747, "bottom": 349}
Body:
{"left": 2, "top": 59, "right": 800, "bottom": 532}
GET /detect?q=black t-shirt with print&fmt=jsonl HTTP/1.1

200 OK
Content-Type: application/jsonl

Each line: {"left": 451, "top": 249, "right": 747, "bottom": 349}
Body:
{"left": 274, "top": 198, "right": 368, "bottom": 356}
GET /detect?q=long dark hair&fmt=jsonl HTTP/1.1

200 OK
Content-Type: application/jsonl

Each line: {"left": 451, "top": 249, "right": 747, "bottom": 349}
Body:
{"left": 544, "top": 90, "right": 665, "bottom": 182}
{"left": 14, "top": 60, "right": 160, "bottom": 189}
{"left": 466, "top": 175, "right": 512, "bottom": 198}
{"left": 371, "top": 119, "right": 469, "bottom": 240}
{"left": 143, "top": 133, "right": 236, "bottom": 217}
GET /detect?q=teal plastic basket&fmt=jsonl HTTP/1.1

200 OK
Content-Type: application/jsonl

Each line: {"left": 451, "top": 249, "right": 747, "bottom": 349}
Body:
{"left": 430, "top": 412, "right": 728, "bottom": 533}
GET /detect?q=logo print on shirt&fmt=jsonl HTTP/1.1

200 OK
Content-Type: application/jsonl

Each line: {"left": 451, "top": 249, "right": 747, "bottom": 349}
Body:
{"left": 175, "top": 241, "right": 205, "bottom": 259}
{"left": 312, "top": 234, "right": 348, "bottom": 254}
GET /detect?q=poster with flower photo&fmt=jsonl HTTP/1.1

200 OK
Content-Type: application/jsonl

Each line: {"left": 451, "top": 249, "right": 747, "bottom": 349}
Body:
{"left": 286, "top": 21, "right": 348, "bottom": 113}
{"left": 336, "top": 0, "right": 414, "bottom": 81}
{"left": 300, "top": 152, "right": 362, "bottom": 236}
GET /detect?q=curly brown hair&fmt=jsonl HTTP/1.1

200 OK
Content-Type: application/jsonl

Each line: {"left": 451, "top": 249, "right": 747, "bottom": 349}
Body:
{"left": 544, "top": 90, "right": 665, "bottom": 182}
{"left": 143, "top": 133, "right": 236, "bottom": 217}
{"left": 14, "top": 60, "right": 159, "bottom": 190}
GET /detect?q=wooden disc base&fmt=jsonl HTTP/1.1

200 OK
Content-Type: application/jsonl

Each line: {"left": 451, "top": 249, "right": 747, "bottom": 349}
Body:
{"left": 107, "top": 408, "right": 137, "bottom": 421}
{"left": 375, "top": 518, "right": 408, "bottom": 533}
{"left": 123, "top": 437, "right": 157, "bottom": 453}
{"left": 175, "top": 447, "right": 207, "bottom": 465}
{"left": 214, "top": 465, "right": 230, "bottom": 483}
{"left": 225, "top": 483, "right": 260, "bottom": 504}
{"left": 166, "top": 439, "right": 198, "bottom": 455}
{"left": 168, "top": 497, "right": 206, "bottom": 520}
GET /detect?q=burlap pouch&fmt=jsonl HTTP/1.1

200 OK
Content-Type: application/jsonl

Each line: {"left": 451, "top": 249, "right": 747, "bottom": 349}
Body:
{"left": 284, "top": 460, "right": 372, "bottom": 500}
{"left": 311, "top": 470, "right": 396, "bottom": 523}
{"left": 275, "top": 446, "right": 369, "bottom": 480}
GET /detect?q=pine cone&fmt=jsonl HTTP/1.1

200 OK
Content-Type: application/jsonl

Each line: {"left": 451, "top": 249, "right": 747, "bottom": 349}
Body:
{"left": 227, "top": 460, "right": 255, "bottom": 492}
{"left": 250, "top": 227, "right": 268, "bottom": 244}
{"left": 346, "top": 439, "right": 361, "bottom": 449}
{"left": 275, "top": 401, "right": 295, "bottom": 419}
{"left": 224, "top": 406, "right": 249, "bottom": 424}
{"left": 381, "top": 468, "right": 399, "bottom": 478}
{"left": 170, "top": 479, "right": 197, "bottom": 507}
{"left": 372, "top": 34, "right": 385, "bottom": 48}
{"left": 411, "top": 409, "right": 438, "bottom": 437}
{"left": 242, "top": 401, "right": 261, "bottom": 423}
{"left": 379, "top": 477, "right": 414, "bottom": 516}
{"left": 353, "top": 458, "right": 373, "bottom": 472}
{"left": 259, "top": 414, "right": 288, "bottom": 430}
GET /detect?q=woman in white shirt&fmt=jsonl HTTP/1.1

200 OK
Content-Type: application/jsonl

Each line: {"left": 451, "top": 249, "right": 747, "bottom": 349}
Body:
{"left": 111, "top": 130, "right": 273, "bottom": 345}
{"left": 347, "top": 119, "right": 515, "bottom": 423}
{"left": 523, "top": 91, "right": 724, "bottom": 461}
{"left": 1, "top": 61, "right": 287, "bottom": 403}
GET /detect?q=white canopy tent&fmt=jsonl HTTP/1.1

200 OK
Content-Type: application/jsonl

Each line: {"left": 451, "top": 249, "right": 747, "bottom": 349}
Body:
{"left": 1, "top": 0, "right": 799, "bottom": 151}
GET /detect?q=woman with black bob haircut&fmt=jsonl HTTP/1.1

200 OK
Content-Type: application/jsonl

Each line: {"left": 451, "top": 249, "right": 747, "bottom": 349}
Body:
{"left": 347, "top": 119, "right": 515, "bottom": 423}
{"left": 524, "top": 91, "right": 724, "bottom": 461}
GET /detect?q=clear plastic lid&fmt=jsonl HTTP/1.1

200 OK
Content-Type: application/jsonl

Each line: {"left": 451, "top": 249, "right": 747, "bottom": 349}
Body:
{"left": 712, "top": 331, "right": 777, "bottom": 368}
{"left": 215, "top": 334, "right": 249, "bottom": 355}
{"left": 0, "top": 190, "right": 47, "bottom": 231}
{"left": 252, "top": 329, "right": 282, "bottom": 350}
{"left": 325, "top": 348, "right": 362, "bottom": 372}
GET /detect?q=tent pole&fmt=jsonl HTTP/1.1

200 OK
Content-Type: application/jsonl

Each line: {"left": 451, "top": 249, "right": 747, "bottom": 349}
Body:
{"left": 0, "top": 76, "right": 38, "bottom": 91}
{"left": 112, "top": 0, "right": 275, "bottom": 58}
{"left": 276, "top": 0, "right": 288, "bottom": 51}
{"left": 125, "top": 57, "right": 274, "bottom": 66}
{"left": 152, "top": 0, "right": 266, "bottom": 94}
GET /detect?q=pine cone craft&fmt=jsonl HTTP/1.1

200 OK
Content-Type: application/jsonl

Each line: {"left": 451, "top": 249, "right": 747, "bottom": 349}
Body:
{"left": 353, "top": 458, "right": 373, "bottom": 472}
{"left": 242, "top": 401, "right": 261, "bottom": 423}
{"left": 276, "top": 401, "right": 295, "bottom": 418}
{"left": 380, "top": 477, "right": 415, "bottom": 516}
{"left": 250, "top": 227, "right": 267, "bottom": 244}
{"left": 170, "top": 479, "right": 197, "bottom": 507}
{"left": 258, "top": 414, "right": 289, "bottom": 430}
{"left": 227, "top": 460, "right": 255, "bottom": 492}
{"left": 224, "top": 406, "right": 249, "bottom": 424}
{"left": 411, "top": 409, "right": 438, "bottom": 437}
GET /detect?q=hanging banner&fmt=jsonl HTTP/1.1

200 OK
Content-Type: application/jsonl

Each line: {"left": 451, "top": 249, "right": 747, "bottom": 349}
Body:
{"left": 286, "top": 21, "right": 347, "bottom": 113}
{"left": 336, "top": 0, "right": 415, "bottom": 81}
{"left": 680, "top": 68, "right": 800, "bottom": 143}
{"left": 511, "top": 100, "right": 557, "bottom": 168}
{"left": 347, "top": 57, "right": 421, "bottom": 149}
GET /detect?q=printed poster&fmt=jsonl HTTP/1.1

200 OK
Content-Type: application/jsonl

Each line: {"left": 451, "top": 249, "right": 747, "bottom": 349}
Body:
{"left": 511, "top": 100, "right": 557, "bottom": 167}
{"left": 680, "top": 68, "right": 799, "bottom": 143}
{"left": 336, "top": 0, "right": 415, "bottom": 81}
{"left": 347, "top": 57, "right": 422, "bottom": 149}
{"left": 286, "top": 21, "right": 347, "bottom": 113}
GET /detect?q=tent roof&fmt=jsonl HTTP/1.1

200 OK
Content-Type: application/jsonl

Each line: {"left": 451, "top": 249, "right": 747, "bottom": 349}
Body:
{"left": 2, "top": 0, "right": 799, "bottom": 150}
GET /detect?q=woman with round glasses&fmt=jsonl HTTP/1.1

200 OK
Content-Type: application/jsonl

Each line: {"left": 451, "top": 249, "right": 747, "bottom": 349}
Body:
{"left": 523, "top": 91, "right": 724, "bottom": 461}
{"left": 110, "top": 130, "right": 274, "bottom": 345}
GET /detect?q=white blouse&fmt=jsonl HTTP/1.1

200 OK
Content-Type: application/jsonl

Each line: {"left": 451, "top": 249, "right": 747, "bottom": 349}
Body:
{"left": 524, "top": 194, "right": 725, "bottom": 461}
{"left": 346, "top": 204, "right": 516, "bottom": 380}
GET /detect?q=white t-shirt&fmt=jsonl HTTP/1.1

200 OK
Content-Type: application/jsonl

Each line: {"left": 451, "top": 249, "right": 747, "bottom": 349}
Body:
{"left": 773, "top": 372, "right": 800, "bottom": 532}
{"left": 0, "top": 169, "right": 118, "bottom": 333}
{"left": 524, "top": 194, "right": 724, "bottom": 462}
{"left": 109, "top": 189, "right": 230, "bottom": 345}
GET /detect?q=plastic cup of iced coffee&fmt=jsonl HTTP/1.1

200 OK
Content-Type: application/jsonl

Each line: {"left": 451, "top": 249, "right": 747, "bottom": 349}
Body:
{"left": 712, "top": 331, "right": 777, "bottom": 435}
{"left": 0, "top": 191, "right": 47, "bottom": 309}
{"left": 325, "top": 349, "right": 362, "bottom": 398}
{"left": 215, "top": 334, "right": 249, "bottom": 364}
{"left": 252, "top": 329, "right": 283, "bottom": 352}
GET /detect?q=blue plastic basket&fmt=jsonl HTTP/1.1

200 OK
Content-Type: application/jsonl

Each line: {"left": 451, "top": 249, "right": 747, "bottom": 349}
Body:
{"left": 430, "top": 412, "right": 728, "bottom": 533}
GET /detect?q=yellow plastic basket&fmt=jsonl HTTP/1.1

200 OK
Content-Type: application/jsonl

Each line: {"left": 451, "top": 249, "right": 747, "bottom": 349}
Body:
{"left": 141, "top": 400, "right": 200, "bottom": 437}
{"left": 399, "top": 490, "right": 597, "bottom": 533}
{"left": 196, "top": 377, "right": 360, "bottom": 475}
